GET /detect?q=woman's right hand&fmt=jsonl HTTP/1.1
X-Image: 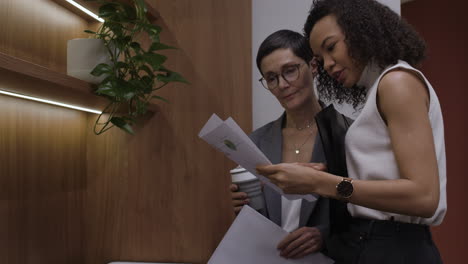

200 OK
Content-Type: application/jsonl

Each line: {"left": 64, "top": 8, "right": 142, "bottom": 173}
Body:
{"left": 230, "top": 183, "right": 249, "bottom": 214}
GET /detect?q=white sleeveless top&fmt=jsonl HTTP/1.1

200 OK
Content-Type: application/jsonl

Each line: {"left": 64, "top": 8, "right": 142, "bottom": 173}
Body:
{"left": 345, "top": 60, "right": 447, "bottom": 226}
{"left": 281, "top": 197, "right": 302, "bottom": 232}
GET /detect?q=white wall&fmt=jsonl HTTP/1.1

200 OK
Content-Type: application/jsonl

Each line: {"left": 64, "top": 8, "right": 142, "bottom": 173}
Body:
{"left": 380, "top": 0, "right": 401, "bottom": 14}
{"left": 251, "top": 0, "right": 400, "bottom": 130}
{"left": 252, "top": 0, "right": 312, "bottom": 130}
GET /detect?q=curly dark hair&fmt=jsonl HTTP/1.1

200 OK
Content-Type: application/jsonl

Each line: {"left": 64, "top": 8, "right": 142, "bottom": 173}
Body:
{"left": 303, "top": 0, "right": 426, "bottom": 108}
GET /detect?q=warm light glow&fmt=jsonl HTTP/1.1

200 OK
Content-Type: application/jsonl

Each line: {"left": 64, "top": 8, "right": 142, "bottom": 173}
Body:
{"left": 65, "top": 0, "right": 104, "bottom": 22}
{"left": 0, "top": 90, "right": 102, "bottom": 114}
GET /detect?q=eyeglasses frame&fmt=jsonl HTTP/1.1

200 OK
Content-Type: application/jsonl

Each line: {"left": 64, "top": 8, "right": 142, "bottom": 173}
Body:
{"left": 258, "top": 63, "right": 305, "bottom": 91}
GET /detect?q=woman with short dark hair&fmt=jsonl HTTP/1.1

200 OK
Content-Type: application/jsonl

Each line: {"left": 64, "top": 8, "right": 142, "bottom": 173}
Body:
{"left": 231, "top": 29, "right": 329, "bottom": 260}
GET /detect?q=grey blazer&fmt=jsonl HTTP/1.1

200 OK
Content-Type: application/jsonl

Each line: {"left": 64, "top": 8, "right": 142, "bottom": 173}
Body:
{"left": 249, "top": 113, "right": 330, "bottom": 237}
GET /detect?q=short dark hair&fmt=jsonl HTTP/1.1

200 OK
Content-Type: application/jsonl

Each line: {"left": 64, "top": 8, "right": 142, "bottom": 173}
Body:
{"left": 303, "top": 0, "right": 426, "bottom": 107}
{"left": 256, "top": 29, "right": 313, "bottom": 75}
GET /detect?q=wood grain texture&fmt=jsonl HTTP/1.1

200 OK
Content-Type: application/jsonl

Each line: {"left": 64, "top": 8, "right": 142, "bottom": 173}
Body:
{"left": 0, "top": 51, "right": 94, "bottom": 93}
{"left": 0, "top": 95, "right": 88, "bottom": 264}
{"left": 84, "top": 0, "right": 252, "bottom": 263}
{"left": 0, "top": 52, "right": 109, "bottom": 111}
{"left": 0, "top": 0, "right": 251, "bottom": 263}
{"left": 52, "top": 0, "right": 160, "bottom": 22}
{"left": 0, "top": 0, "right": 90, "bottom": 73}
{"left": 0, "top": 1, "right": 92, "bottom": 263}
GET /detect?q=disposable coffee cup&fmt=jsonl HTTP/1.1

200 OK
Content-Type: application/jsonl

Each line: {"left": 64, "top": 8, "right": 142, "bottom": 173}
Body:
{"left": 230, "top": 166, "right": 264, "bottom": 211}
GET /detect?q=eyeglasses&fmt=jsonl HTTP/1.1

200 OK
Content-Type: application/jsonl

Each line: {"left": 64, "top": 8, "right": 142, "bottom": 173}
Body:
{"left": 259, "top": 63, "right": 303, "bottom": 90}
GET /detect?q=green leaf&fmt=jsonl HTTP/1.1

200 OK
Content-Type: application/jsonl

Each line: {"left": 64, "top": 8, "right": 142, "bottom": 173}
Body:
{"left": 149, "top": 34, "right": 160, "bottom": 43}
{"left": 157, "top": 71, "right": 189, "bottom": 84}
{"left": 86, "top": 0, "right": 188, "bottom": 136}
{"left": 114, "top": 79, "right": 132, "bottom": 97}
{"left": 134, "top": 0, "right": 148, "bottom": 20}
{"left": 141, "top": 75, "right": 153, "bottom": 83}
{"left": 107, "top": 22, "right": 124, "bottom": 37}
{"left": 137, "top": 23, "right": 161, "bottom": 42}
{"left": 134, "top": 99, "right": 148, "bottom": 115}
{"left": 115, "top": 61, "right": 129, "bottom": 70}
{"left": 140, "top": 76, "right": 154, "bottom": 93}
{"left": 121, "top": 2, "right": 136, "bottom": 20}
{"left": 123, "top": 91, "right": 135, "bottom": 100}
{"left": 96, "top": 87, "right": 116, "bottom": 97}
{"left": 126, "top": 78, "right": 150, "bottom": 94}
{"left": 130, "top": 42, "right": 142, "bottom": 53}
{"left": 95, "top": 89, "right": 116, "bottom": 97}
{"left": 84, "top": 29, "right": 97, "bottom": 34}
{"left": 132, "top": 54, "right": 144, "bottom": 63}
{"left": 122, "top": 35, "right": 132, "bottom": 43}
{"left": 144, "top": 24, "right": 162, "bottom": 35}
{"left": 110, "top": 117, "right": 134, "bottom": 135}
{"left": 149, "top": 43, "right": 177, "bottom": 52}
{"left": 152, "top": 95, "right": 170, "bottom": 103}
{"left": 141, "top": 53, "right": 167, "bottom": 71}
{"left": 91, "top": 63, "right": 112, "bottom": 77}
{"left": 138, "top": 65, "right": 155, "bottom": 77}
{"left": 158, "top": 65, "right": 170, "bottom": 72}
{"left": 95, "top": 80, "right": 117, "bottom": 97}
{"left": 99, "top": 3, "right": 118, "bottom": 18}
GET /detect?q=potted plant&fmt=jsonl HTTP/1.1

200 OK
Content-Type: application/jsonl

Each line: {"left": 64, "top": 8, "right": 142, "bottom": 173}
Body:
{"left": 83, "top": 0, "right": 187, "bottom": 135}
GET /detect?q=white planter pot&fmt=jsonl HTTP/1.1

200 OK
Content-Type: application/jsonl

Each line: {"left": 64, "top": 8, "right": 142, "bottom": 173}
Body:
{"left": 67, "top": 38, "right": 111, "bottom": 84}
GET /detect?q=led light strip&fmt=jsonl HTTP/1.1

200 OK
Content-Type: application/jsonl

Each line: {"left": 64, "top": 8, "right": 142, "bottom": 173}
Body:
{"left": 65, "top": 0, "right": 104, "bottom": 22}
{"left": 0, "top": 90, "right": 102, "bottom": 114}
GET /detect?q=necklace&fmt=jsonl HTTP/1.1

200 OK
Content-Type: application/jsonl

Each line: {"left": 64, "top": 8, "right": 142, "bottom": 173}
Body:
{"left": 285, "top": 116, "right": 316, "bottom": 154}
{"left": 294, "top": 132, "right": 314, "bottom": 155}
{"left": 295, "top": 120, "right": 314, "bottom": 131}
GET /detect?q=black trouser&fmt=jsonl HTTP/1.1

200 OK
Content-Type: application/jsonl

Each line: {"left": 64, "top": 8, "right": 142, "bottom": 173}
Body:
{"left": 326, "top": 218, "right": 443, "bottom": 264}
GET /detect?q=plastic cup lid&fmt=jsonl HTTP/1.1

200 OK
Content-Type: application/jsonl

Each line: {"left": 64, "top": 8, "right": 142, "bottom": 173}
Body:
{"left": 229, "top": 165, "right": 246, "bottom": 174}
{"left": 230, "top": 166, "right": 256, "bottom": 182}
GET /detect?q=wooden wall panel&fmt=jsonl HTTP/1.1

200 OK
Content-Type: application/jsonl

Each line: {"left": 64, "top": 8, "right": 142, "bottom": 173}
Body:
{"left": 0, "top": 0, "right": 89, "bottom": 73}
{"left": 0, "top": 2, "right": 92, "bottom": 264}
{"left": 84, "top": 0, "right": 252, "bottom": 263}
{"left": 0, "top": 0, "right": 251, "bottom": 263}
{"left": 0, "top": 95, "right": 88, "bottom": 264}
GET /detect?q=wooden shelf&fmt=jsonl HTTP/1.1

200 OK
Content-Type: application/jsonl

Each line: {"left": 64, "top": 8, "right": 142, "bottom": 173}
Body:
{"left": 52, "top": 0, "right": 160, "bottom": 22}
{"left": 0, "top": 51, "right": 109, "bottom": 112}
{"left": 0, "top": 51, "right": 159, "bottom": 114}
{"left": 0, "top": 0, "right": 161, "bottom": 114}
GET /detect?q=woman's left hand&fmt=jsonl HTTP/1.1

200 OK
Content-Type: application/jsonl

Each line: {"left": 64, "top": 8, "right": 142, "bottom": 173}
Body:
{"left": 277, "top": 226, "right": 323, "bottom": 259}
{"left": 256, "top": 163, "right": 326, "bottom": 194}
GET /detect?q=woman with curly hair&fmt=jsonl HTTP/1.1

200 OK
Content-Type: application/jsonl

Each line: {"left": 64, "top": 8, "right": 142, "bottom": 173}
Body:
{"left": 257, "top": 0, "right": 446, "bottom": 263}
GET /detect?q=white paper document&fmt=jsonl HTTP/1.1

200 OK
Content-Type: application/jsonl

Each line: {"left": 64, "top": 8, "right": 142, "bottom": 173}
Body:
{"left": 208, "top": 206, "right": 334, "bottom": 264}
{"left": 198, "top": 114, "right": 316, "bottom": 202}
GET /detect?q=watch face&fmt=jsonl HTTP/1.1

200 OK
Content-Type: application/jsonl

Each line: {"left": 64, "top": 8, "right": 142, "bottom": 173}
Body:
{"left": 337, "top": 179, "right": 353, "bottom": 198}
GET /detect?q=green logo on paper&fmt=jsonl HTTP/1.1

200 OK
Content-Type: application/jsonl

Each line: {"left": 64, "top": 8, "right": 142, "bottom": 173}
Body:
{"left": 224, "top": 140, "right": 237, "bottom": 151}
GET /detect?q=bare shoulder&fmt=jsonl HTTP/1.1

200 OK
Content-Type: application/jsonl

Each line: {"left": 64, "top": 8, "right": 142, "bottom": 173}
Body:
{"left": 378, "top": 68, "right": 429, "bottom": 109}
{"left": 377, "top": 68, "right": 430, "bottom": 122}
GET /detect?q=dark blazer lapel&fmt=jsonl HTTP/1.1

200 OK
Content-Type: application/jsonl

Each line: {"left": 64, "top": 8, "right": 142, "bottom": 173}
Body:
{"left": 261, "top": 114, "right": 284, "bottom": 226}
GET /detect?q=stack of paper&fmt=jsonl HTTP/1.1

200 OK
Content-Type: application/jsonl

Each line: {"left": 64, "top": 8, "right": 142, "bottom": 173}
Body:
{"left": 208, "top": 206, "right": 334, "bottom": 264}
{"left": 198, "top": 114, "right": 316, "bottom": 201}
